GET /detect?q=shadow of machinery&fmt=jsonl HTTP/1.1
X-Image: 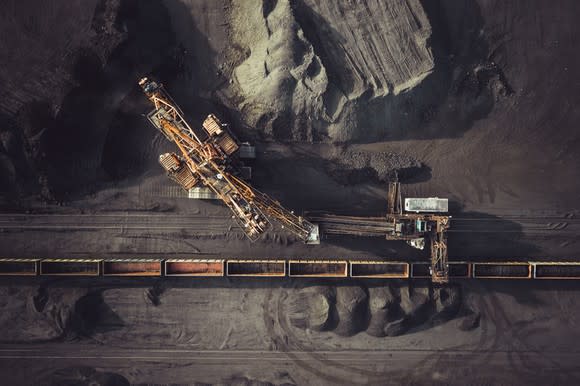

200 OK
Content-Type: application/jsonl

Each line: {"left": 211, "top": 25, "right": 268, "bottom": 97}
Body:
{"left": 301, "top": 208, "right": 540, "bottom": 262}
{"left": 22, "top": 0, "right": 226, "bottom": 202}
{"left": 30, "top": 0, "right": 180, "bottom": 201}
{"left": 447, "top": 210, "right": 540, "bottom": 259}
{"left": 249, "top": 147, "right": 433, "bottom": 216}
{"left": 65, "top": 290, "right": 125, "bottom": 339}
{"left": 52, "top": 0, "right": 239, "bottom": 201}
{"left": 292, "top": 0, "right": 513, "bottom": 143}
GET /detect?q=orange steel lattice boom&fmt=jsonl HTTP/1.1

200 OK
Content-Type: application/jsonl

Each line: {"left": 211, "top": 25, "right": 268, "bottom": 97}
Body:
{"left": 139, "top": 77, "right": 319, "bottom": 244}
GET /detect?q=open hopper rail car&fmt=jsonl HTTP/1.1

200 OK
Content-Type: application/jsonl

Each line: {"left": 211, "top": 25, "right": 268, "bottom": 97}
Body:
{"left": 1, "top": 258, "right": 579, "bottom": 280}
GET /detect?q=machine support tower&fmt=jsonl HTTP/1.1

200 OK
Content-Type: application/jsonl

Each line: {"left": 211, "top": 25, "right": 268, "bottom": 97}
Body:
{"left": 386, "top": 182, "right": 450, "bottom": 283}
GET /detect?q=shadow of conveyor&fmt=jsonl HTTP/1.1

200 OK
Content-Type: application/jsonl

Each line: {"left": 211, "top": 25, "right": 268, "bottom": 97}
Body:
{"left": 448, "top": 211, "right": 539, "bottom": 259}
{"left": 27, "top": 0, "right": 228, "bottom": 201}
{"left": 319, "top": 210, "right": 539, "bottom": 261}
{"left": 323, "top": 235, "right": 429, "bottom": 260}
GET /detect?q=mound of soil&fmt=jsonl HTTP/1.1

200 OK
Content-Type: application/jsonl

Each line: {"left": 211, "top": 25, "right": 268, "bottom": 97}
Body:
{"left": 287, "top": 286, "right": 334, "bottom": 331}
{"left": 400, "top": 285, "right": 430, "bottom": 317}
{"left": 395, "top": 285, "right": 431, "bottom": 335}
{"left": 431, "top": 284, "right": 462, "bottom": 324}
{"left": 458, "top": 312, "right": 481, "bottom": 331}
{"left": 366, "top": 286, "right": 399, "bottom": 337}
{"left": 0, "top": 287, "right": 86, "bottom": 342}
{"left": 67, "top": 290, "right": 125, "bottom": 338}
{"left": 287, "top": 283, "right": 466, "bottom": 338}
{"left": 229, "top": 0, "right": 434, "bottom": 142}
{"left": 334, "top": 286, "right": 368, "bottom": 336}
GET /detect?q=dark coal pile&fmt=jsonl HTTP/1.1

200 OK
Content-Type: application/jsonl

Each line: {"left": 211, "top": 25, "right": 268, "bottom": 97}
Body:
{"left": 288, "top": 286, "right": 334, "bottom": 331}
{"left": 366, "top": 286, "right": 400, "bottom": 338}
{"left": 324, "top": 149, "right": 424, "bottom": 185}
{"left": 334, "top": 286, "right": 369, "bottom": 336}
{"left": 218, "top": 376, "right": 292, "bottom": 386}
{"left": 432, "top": 284, "right": 462, "bottom": 324}
{"left": 0, "top": 286, "right": 86, "bottom": 342}
{"left": 287, "top": 283, "right": 463, "bottom": 337}
{"left": 0, "top": 0, "right": 179, "bottom": 200}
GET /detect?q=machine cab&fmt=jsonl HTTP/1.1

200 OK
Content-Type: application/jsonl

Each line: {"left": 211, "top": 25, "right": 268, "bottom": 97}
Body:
{"left": 416, "top": 219, "right": 427, "bottom": 233}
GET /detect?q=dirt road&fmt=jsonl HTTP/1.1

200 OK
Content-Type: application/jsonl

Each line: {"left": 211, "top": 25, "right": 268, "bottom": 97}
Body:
{"left": 0, "top": 326, "right": 578, "bottom": 385}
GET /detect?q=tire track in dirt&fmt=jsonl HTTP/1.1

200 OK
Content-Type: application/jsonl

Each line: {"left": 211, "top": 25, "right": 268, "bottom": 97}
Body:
{"left": 262, "top": 288, "right": 369, "bottom": 385}
{"left": 263, "top": 281, "right": 578, "bottom": 385}
{"left": 262, "top": 285, "right": 444, "bottom": 385}
{"left": 400, "top": 282, "right": 496, "bottom": 380}
{"left": 483, "top": 285, "right": 580, "bottom": 382}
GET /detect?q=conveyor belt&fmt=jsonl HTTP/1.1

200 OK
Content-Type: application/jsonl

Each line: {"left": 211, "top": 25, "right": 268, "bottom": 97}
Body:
{"left": 307, "top": 214, "right": 394, "bottom": 236}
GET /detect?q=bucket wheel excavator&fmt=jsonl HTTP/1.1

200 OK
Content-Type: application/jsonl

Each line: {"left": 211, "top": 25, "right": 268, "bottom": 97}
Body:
{"left": 139, "top": 77, "right": 319, "bottom": 244}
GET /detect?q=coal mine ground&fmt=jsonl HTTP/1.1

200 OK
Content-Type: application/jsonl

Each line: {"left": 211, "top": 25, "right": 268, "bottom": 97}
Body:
{"left": 0, "top": 0, "right": 580, "bottom": 385}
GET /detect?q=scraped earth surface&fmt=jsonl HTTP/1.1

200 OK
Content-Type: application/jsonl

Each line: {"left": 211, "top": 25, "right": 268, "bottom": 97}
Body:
{"left": 1, "top": 0, "right": 580, "bottom": 385}
{"left": 0, "top": 280, "right": 579, "bottom": 385}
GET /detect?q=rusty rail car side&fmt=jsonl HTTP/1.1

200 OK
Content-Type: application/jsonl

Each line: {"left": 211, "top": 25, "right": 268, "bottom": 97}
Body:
{"left": 40, "top": 259, "right": 101, "bottom": 276}
{"left": 472, "top": 262, "right": 532, "bottom": 279}
{"left": 289, "top": 260, "right": 348, "bottom": 277}
{"left": 226, "top": 260, "right": 286, "bottom": 277}
{"left": 350, "top": 261, "right": 409, "bottom": 278}
{"left": 103, "top": 259, "right": 162, "bottom": 276}
{"left": 0, "top": 259, "right": 39, "bottom": 276}
{"left": 165, "top": 259, "right": 225, "bottom": 276}
{"left": 533, "top": 262, "right": 580, "bottom": 279}
{"left": 1, "top": 258, "right": 580, "bottom": 280}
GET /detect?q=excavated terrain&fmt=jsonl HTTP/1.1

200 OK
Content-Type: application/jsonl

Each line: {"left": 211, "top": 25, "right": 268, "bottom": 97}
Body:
{"left": 1, "top": 0, "right": 580, "bottom": 385}
{"left": 229, "top": 0, "right": 434, "bottom": 142}
{"left": 0, "top": 0, "right": 496, "bottom": 201}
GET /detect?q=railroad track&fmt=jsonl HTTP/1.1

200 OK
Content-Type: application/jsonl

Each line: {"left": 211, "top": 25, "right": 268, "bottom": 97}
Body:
{"left": 1, "top": 213, "right": 577, "bottom": 234}
{"left": 450, "top": 216, "right": 580, "bottom": 235}
{"left": 0, "top": 213, "right": 233, "bottom": 231}
{"left": 0, "top": 345, "right": 577, "bottom": 361}
{"left": 307, "top": 214, "right": 394, "bottom": 236}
